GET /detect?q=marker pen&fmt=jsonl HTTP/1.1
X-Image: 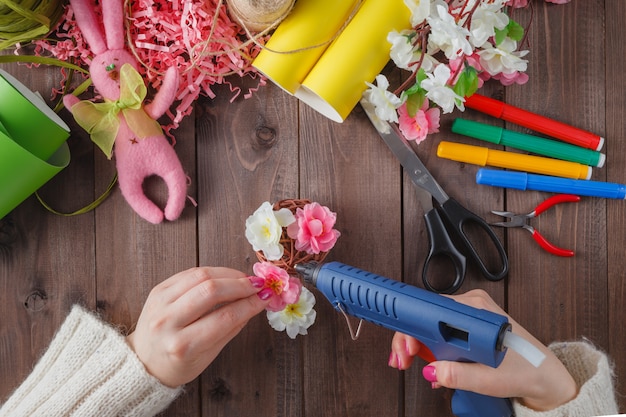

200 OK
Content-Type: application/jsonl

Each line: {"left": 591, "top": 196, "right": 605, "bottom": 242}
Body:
{"left": 476, "top": 169, "right": 626, "bottom": 199}
{"left": 452, "top": 119, "right": 606, "bottom": 168}
{"left": 464, "top": 94, "right": 604, "bottom": 151}
{"left": 437, "top": 141, "right": 592, "bottom": 180}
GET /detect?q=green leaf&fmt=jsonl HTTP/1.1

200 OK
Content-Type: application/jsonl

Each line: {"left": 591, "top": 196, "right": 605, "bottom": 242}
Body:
{"left": 494, "top": 28, "right": 506, "bottom": 46}
{"left": 507, "top": 19, "right": 524, "bottom": 42}
{"left": 416, "top": 68, "right": 428, "bottom": 84}
{"left": 453, "top": 66, "right": 479, "bottom": 98}
{"left": 404, "top": 82, "right": 422, "bottom": 96}
{"left": 406, "top": 90, "right": 426, "bottom": 117}
{"left": 0, "top": 55, "right": 89, "bottom": 74}
{"left": 494, "top": 19, "right": 524, "bottom": 46}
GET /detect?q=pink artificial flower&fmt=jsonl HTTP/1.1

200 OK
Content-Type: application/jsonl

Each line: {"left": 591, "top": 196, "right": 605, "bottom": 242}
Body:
{"left": 397, "top": 100, "right": 441, "bottom": 144}
{"left": 449, "top": 54, "right": 488, "bottom": 88}
{"left": 492, "top": 71, "right": 529, "bottom": 86}
{"left": 286, "top": 203, "right": 340, "bottom": 254}
{"left": 506, "top": 0, "right": 529, "bottom": 7}
{"left": 252, "top": 262, "right": 302, "bottom": 312}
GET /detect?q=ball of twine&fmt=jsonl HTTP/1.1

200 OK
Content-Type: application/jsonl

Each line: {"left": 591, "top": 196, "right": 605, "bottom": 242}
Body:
{"left": 226, "top": 0, "right": 295, "bottom": 32}
{"left": 0, "top": 0, "right": 65, "bottom": 48}
{"left": 255, "top": 198, "right": 330, "bottom": 276}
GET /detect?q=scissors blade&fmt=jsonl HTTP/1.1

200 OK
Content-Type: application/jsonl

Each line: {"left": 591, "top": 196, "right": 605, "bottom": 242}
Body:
{"left": 361, "top": 100, "right": 449, "bottom": 206}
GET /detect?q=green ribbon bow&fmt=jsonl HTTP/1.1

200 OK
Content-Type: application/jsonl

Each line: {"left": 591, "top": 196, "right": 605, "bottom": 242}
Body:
{"left": 70, "top": 63, "right": 163, "bottom": 159}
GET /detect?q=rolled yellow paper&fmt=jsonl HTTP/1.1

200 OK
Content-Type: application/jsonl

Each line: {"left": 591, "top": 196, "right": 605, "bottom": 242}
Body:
{"left": 252, "top": 0, "right": 359, "bottom": 94}
{"left": 296, "top": 0, "right": 411, "bottom": 122}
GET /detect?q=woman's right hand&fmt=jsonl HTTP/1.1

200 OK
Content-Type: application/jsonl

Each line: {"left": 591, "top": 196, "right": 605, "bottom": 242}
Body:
{"left": 126, "top": 266, "right": 270, "bottom": 388}
{"left": 389, "top": 289, "right": 578, "bottom": 411}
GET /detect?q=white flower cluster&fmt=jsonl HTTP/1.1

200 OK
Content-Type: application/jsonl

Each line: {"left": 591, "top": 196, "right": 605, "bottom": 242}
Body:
{"left": 245, "top": 201, "right": 295, "bottom": 261}
{"left": 364, "top": 0, "right": 532, "bottom": 139}
{"left": 266, "top": 286, "right": 317, "bottom": 339}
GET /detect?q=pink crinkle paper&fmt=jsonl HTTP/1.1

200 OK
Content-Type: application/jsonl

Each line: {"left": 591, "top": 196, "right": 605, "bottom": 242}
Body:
{"left": 32, "top": 0, "right": 267, "bottom": 132}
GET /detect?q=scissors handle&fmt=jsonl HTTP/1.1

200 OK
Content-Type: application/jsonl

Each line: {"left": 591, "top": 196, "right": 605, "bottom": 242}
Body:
{"left": 422, "top": 208, "right": 467, "bottom": 294}
{"left": 440, "top": 198, "right": 509, "bottom": 282}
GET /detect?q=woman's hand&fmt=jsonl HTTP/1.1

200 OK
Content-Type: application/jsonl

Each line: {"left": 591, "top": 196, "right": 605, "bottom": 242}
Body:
{"left": 126, "top": 267, "right": 270, "bottom": 387}
{"left": 388, "top": 289, "right": 578, "bottom": 411}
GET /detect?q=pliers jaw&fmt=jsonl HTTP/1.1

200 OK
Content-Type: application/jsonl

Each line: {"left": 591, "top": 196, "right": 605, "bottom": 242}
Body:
{"left": 490, "top": 194, "right": 580, "bottom": 257}
{"left": 490, "top": 211, "right": 530, "bottom": 229}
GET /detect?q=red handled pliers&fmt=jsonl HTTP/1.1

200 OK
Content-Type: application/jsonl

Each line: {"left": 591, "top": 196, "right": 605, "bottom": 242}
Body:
{"left": 490, "top": 194, "right": 580, "bottom": 257}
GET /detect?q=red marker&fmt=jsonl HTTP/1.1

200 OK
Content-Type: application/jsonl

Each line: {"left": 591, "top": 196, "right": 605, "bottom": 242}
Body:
{"left": 464, "top": 94, "right": 604, "bottom": 151}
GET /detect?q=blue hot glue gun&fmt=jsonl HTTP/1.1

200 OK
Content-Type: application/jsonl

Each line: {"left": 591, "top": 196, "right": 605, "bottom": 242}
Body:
{"left": 294, "top": 261, "right": 544, "bottom": 417}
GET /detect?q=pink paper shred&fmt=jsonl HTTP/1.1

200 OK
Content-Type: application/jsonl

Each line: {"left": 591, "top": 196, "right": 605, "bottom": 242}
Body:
{"left": 31, "top": 0, "right": 268, "bottom": 133}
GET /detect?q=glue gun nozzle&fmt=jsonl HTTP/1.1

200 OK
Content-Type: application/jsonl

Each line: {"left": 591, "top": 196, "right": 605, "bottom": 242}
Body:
{"left": 294, "top": 262, "right": 318, "bottom": 285}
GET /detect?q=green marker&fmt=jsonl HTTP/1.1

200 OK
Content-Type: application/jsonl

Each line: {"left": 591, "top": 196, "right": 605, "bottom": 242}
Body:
{"left": 452, "top": 118, "right": 606, "bottom": 168}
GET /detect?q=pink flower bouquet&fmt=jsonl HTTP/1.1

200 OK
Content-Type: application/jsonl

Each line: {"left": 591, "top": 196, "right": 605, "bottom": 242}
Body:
{"left": 245, "top": 198, "right": 341, "bottom": 338}
{"left": 363, "top": 0, "right": 570, "bottom": 143}
{"left": 246, "top": 199, "right": 340, "bottom": 275}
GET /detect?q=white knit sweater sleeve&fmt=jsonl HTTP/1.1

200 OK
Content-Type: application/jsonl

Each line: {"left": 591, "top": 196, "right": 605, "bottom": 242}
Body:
{"left": 0, "top": 306, "right": 182, "bottom": 417}
{"left": 513, "top": 341, "right": 618, "bottom": 417}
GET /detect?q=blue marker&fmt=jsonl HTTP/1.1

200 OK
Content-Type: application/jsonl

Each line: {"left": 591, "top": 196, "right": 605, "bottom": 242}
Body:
{"left": 476, "top": 169, "right": 626, "bottom": 199}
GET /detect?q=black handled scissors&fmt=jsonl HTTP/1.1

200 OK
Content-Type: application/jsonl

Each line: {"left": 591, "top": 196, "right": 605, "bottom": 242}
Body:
{"left": 361, "top": 100, "right": 508, "bottom": 294}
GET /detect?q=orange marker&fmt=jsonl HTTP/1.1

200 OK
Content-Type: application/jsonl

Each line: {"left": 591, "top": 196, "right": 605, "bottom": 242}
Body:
{"left": 437, "top": 141, "right": 592, "bottom": 180}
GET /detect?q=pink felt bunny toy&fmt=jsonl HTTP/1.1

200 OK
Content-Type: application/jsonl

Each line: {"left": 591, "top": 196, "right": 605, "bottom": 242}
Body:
{"left": 63, "top": 0, "right": 187, "bottom": 224}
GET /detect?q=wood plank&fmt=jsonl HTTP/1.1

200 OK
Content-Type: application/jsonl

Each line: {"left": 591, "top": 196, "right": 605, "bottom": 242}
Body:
{"left": 300, "top": 104, "right": 403, "bottom": 417}
{"left": 507, "top": 0, "right": 609, "bottom": 353}
{"left": 2, "top": 3, "right": 624, "bottom": 416}
{"left": 0, "top": 60, "right": 96, "bottom": 399}
{"left": 606, "top": 0, "right": 626, "bottom": 410}
{"left": 197, "top": 80, "right": 300, "bottom": 417}
{"left": 92, "top": 100, "right": 199, "bottom": 415}
{"left": 403, "top": 83, "right": 508, "bottom": 415}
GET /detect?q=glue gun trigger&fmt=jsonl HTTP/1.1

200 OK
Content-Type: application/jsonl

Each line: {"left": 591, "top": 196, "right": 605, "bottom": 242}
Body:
{"left": 416, "top": 343, "right": 437, "bottom": 364}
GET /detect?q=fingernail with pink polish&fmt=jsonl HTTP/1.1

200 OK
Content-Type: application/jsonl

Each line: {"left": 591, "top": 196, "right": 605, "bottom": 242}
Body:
{"left": 257, "top": 288, "right": 273, "bottom": 300}
{"left": 422, "top": 365, "right": 437, "bottom": 383}
{"left": 397, "top": 355, "right": 404, "bottom": 370}
{"left": 248, "top": 276, "right": 265, "bottom": 288}
{"left": 388, "top": 352, "right": 395, "bottom": 367}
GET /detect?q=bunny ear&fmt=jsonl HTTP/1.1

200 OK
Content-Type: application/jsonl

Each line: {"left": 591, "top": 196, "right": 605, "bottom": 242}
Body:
{"left": 70, "top": 0, "right": 107, "bottom": 54}
{"left": 101, "top": 0, "right": 125, "bottom": 50}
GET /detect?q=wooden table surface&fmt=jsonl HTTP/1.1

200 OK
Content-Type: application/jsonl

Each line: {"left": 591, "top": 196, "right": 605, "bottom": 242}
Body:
{"left": 1, "top": 1, "right": 625, "bottom": 416}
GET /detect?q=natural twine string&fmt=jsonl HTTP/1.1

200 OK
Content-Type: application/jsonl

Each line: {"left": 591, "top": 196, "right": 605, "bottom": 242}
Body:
{"left": 226, "top": 0, "right": 295, "bottom": 33}
{"left": 125, "top": 0, "right": 364, "bottom": 78}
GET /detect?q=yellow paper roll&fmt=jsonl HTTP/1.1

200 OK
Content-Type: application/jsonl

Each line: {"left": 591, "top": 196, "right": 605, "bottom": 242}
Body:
{"left": 296, "top": 0, "right": 411, "bottom": 122}
{"left": 252, "top": 0, "right": 359, "bottom": 94}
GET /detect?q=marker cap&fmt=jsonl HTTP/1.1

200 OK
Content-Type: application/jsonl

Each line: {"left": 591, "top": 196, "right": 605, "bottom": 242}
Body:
{"left": 452, "top": 118, "right": 503, "bottom": 145}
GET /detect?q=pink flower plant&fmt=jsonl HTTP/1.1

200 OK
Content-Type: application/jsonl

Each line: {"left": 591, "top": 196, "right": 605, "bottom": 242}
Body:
{"left": 287, "top": 202, "right": 341, "bottom": 255}
{"left": 365, "top": 0, "right": 570, "bottom": 144}
{"left": 252, "top": 262, "right": 302, "bottom": 312}
{"left": 398, "top": 100, "right": 440, "bottom": 144}
{"left": 245, "top": 199, "right": 341, "bottom": 337}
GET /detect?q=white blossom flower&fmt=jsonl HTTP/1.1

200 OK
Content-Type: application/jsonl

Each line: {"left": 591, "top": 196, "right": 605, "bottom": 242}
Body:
{"left": 363, "top": 74, "right": 403, "bottom": 124}
{"left": 427, "top": 4, "right": 472, "bottom": 60}
{"left": 468, "top": 2, "right": 509, "bottom": 48}
{"left": 420, "top": 64, "right": 464, "bottom": 113}
{"left": 245, "top": 201, "right": 295, "bottom": 260}
{"left": 477, "top": 38, "right": 529, "bottom": 76}
{"left": 388, "top": 30, "right": 438, "bottom": 73}
{"left": 403, "top": 0, "right": 431, "bottom": 26}
{"left": 388, "top": 30, "right": 417, "bottom": 71}
{"left": 360, "top": 98, "right": 391, "bottom": 134}
{"left": 267, "top": 286, "right": 317, "bottom": 339}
